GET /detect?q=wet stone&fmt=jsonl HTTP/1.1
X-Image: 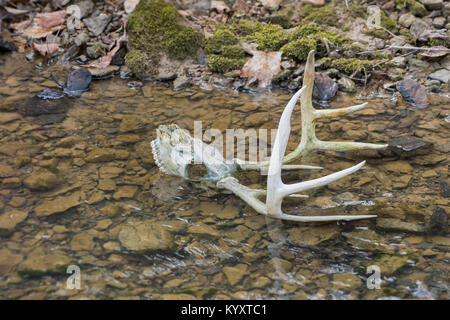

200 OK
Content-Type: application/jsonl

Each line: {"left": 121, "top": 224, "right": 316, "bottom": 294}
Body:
{"left": 372, "top": 255, "right": 409, "bottom": 276}
{"left": 34, "top": 191, "right": 82, "bottom": 217}
{"left": 387, "top": 136, "right": 433, "bottom": 157}
{"left": 313, "top": 72, "right": 338, "bottom": 103}
{"left": 23, "top": 167, "right": 61, "bottom": 191}
{"left": 397, "top": 79, "right": 428, "bottom": 109}
{"left": 18, "top": 251, "right": 71, "bottom": 276}
{"left": 376, "top": 218, "right": 425, "bottom": 234}
{"left": 0, "top": 164, "right": 16, "bottom": 178}
{"left": 223, "top": 264, "right": 248, "bottom": 286}
{"left": 0, "top": 249, "right": 23, "bottom": 273}
{"left": 0, "top": 210, "right": 28, "bottom": 236}
{"left": 83, "top": 14, "right": 111, "bottom": 36}
{"left": 21, "top": 89, "right": 70, "bottom": 121}
{"left": 64, "top": 68, "right": 91, "bottom": 98}
{"left": 287, "top": 225, "right": 340, "bottom": 247}
{"left": 429, "top": 207, "right": 448, "bottom": 236}
{"left": 118, "top": 221, "right": 176, "bottom": 252}
{"left": 70, "top": 233, "right": 95, "bottom": 251}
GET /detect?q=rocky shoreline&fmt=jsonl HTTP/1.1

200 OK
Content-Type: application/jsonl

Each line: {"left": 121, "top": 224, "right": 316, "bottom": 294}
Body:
{"left": 0, "top": 0, "right": 448, "bottom": 99}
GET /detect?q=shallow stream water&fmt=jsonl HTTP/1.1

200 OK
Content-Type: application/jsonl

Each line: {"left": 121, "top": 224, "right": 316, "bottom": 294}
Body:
{"left": 0, "top": 53, "right": 448, "bottom": 300}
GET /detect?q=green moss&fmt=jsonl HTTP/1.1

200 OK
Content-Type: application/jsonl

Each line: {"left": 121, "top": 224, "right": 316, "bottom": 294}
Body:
{"left": 207, "top": 54, "right": 246, "bottom": 73}
{"left": 125, "top": 49, "right": 156, "bottom": 78}
{"left": 205, "top": 29, "right": 238, "bottom": 54}
{"left": 380, "top": 11, "right": 397, "bottom": 30}
{"left": 370, "top": 51, "right": 390, "bottom": 60}
{"left": 395, "top": 0, "right": 427, "bottom": 16}
{"left": 299, "top": 2, "right": 339, "bottom": 26}
{"left": 222, "top": 45, "right": 246, "bottom": 59}
{"left": 288, "top": 23, "right": 347, "bottom": 55}
{"left": 346, "top": 3, "right": 367, "bottom": 19}
{"left": 229, "top": 19, "right": 264, "bottom": 36}
{"left": 126, "top": 0, "right": 203, "bottom": 76}
{"left": 281, "top": 38, "right": 317, "bottom": 62}
{"left": 266, "top": 9, "right": 293, "bottom": 28}
{"left": 321, "top": 57, "right": 379, "bottom": 75}
{"left": 244, "top": 23, "right": 289, "bottom": 51}
{"left": 399, "top": 29, "right": 415, "bottom": 42}
{"left": 427, "top": 39, "right": 450, "bottom": 49}
{"left": 166, "top": 27, "right": 204, "bottom": 60}
{"left": 364, "top": 28, "right": 390, "bottom": 39}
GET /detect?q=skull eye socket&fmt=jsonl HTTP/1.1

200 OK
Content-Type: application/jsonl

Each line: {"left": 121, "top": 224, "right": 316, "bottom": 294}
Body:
{"left": 186, "top": 163, "right": 208, "bottom": 180}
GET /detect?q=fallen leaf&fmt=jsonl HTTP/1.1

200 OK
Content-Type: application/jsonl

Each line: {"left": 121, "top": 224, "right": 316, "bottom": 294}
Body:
{"left": 421, "top": 46, "right": 449, "bottom": 58}
{"left": 241, "top": 50, "right": 281, "bottom": 88}
{"left": 11, "top": 10, "right": 66, "bottom": 39}
{"left": 37, "top": 10, "right": 67, "bottom": 29}
{"left": 31, "top": 42, "right": 60, "bottom": 57}
{"left": 81, "top": 28, "right": 127, "bottom": 68}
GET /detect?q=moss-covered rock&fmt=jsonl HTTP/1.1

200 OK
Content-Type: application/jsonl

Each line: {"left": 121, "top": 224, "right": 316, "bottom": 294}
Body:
{"left": 244, "top": 23, "right": 289, "bottom": 51}
{"left": 126, "top": 0, "right": 203, "bottom": 78}
{"left": 207, "top": 54, "right": 246, "bottom": 73}
{"left": 125, "top": 49, "right": 156, "bottom": 79}
{"left": 205, "top": 28, "right": 246, "bottom": 73}
{"left": 288, "top": 23, "right": 347, "bottom": 55}
{"left": 298, "top": 2, "right": 339, "bottom": 26}
{"left": 281, "top": 38, "right": 317, "bottom": 62}
{"left": 205, "top": 29, "right": 238, "bottom": 54}
{"left": 395, "top": 0, "right": 427, "bottom": 17}
{"left": 321, "top": 57, "right": 380, "bottom": 75}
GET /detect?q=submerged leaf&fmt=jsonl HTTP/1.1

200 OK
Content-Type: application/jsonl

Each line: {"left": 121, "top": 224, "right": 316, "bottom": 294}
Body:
{"left": 241, "top": 50, "right": 281, "bottom": 88}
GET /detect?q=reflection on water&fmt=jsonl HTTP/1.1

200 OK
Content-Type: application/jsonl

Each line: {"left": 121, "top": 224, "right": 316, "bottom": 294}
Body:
{"left": 0, "top": 53, "right": 448, "bottom": 300}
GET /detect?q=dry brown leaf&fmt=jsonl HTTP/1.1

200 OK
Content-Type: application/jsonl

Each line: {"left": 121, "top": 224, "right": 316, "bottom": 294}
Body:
{"left": 421, "top": 46, "right": 449, "bottom": 58}
{"left": 31, "top": 42, "right": 60, "bottom": 57}
{"left": 81, "top": 32, "right": 127, "bottom": 69}
{"left": 37, "top": 10, "right": 67, "bottom": 29}
{"left": 241, "top": 51, "right": 281, "bottom": 88}
{"left": 11, "top": 10, "right": 66, "bottom": 39}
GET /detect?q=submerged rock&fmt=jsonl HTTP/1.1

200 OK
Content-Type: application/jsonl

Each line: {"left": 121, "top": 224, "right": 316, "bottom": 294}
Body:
{"left": 397, "top": 79, "right": 428, "bottom": 109}
{"left": 428, "top": 69, "right": 450, "bottom": 84}
{"left": 388, "top": 136, "right": 433, "bottom": 157}
{"left": 21, "top": 89, "right": 70, "bottom": 123}
{"left": 34, "top": 191, "right": 82, "bottom": 217}
{"left": 0, "top": 249, "right": 23, "bottom": 273}
{"left": 118, "top": 221, "right": 176, "bottom": 252}
{"left": 0, "top": 210, "right": 28, "bottom": 236}
{"left": 376, "top": 218, "right": 425, "bottom": 233}
{"left": 223, "top": 264, "right": 248, "bottom": 286}
{"left": 429, "top": 207, "right": 448, "bottom": 235}
{"left": 64, "top": 68, "right": 92, "bottom": 98}
{"left": 18, "top": 251, "right": 71, "bottom": 276}
{"left": 23, "top": 167, "right": 61, "bottom": 191}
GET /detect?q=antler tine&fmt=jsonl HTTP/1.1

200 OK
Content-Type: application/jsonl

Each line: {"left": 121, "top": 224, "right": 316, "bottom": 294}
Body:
{"left": 282, "top": 50, "right": 387, "bottom": 164}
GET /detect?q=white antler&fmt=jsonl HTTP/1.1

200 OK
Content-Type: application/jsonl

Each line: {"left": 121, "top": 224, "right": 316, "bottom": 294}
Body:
{"left": 217, "top": 50, "right": 386, "bottom": 222}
